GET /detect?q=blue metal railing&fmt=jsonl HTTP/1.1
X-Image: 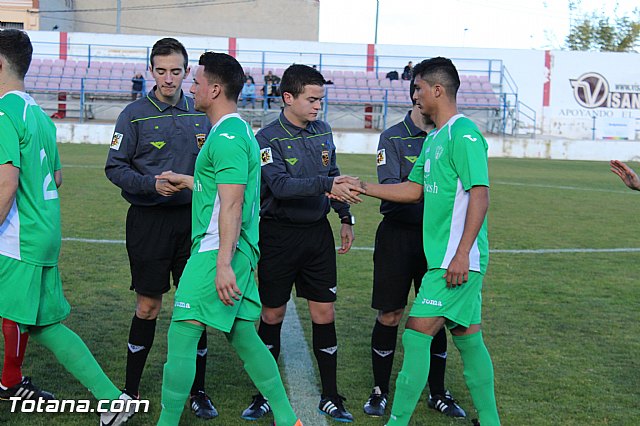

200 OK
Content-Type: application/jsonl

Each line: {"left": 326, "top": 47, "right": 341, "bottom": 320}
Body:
{"left": 29, "top": 41, "right": 529, "bottom": 133}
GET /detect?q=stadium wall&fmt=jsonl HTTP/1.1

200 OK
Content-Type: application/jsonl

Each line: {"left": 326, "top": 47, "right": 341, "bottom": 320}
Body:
{"left": 56, "top": 122, "right": 639, "bottom": 162}
{"left": 27, "top": 30, "right": 640, "bottom": 141}
{"left": 37, "top": 0, "right": 320, "bottom": 41}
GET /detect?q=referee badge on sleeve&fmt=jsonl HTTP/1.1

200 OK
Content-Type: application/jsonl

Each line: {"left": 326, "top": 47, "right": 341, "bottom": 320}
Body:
{"left": 321, "top": 150, "right": 330, "bottom": 167}
{"left": 110, "top": 132, "right": 123, "bottom": 150}
{"left": 260, "top": 147, "right": 273, "bottom": 166}
{"left": 376, "top": 148, "right": 386, "bottom": 166}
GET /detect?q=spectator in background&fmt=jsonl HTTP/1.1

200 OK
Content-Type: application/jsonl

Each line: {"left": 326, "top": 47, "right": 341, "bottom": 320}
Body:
{"left": 131, "top": 72, "right": 145, "bottom": 100}
{"left": 402, "top": 61, "right": 413, "bottom": 80}
{"left": 264, "top": 70, "right": 281, "bottom": 108}
{"left": 386, "top": 70, "right": 399, "bottom": 81}
{"left": 241, "top": 77, "right": 256, "bottom": 109}
{"left": 610, "top": 160, "right": 640, "bottom": 190}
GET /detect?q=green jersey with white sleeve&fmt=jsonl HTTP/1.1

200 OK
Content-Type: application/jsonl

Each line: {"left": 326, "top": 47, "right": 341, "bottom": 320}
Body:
{"left": 408, "top": 114, "right": 489, "bottom": 274}
{"left": 0, "top": 91, "right": 61, "bottom": 266}
{"left": 189, "top": 113, "right": 260, "bottom": 267}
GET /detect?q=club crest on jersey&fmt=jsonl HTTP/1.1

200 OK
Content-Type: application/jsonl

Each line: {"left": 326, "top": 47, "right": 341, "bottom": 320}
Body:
{"left": 322, "top": 150, "right": 330, "bottom": 167}
{"left": 195, "top": 133, "right": 206, "bottom": 149}
{"left": 110, "top": 132, "right": 123, "bottom": 150}
{"left": 260, "top": 147, "right": 273, "bottom": 166}
{"left": 435, "top": 145, "right": 444, "bottom": 160}
{"left": 376, "top": 148, "right": 386, "bottom": 166}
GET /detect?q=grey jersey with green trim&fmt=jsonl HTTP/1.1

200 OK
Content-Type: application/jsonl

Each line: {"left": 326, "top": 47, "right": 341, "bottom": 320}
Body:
{"left": 105, "top": 88, "right": 211, "bottom": 206}
{"left": 257, "top": 111, "right": 350, "bottom": 224}
{"left": 376, "top": 111, "right": 428, "bottom": 225}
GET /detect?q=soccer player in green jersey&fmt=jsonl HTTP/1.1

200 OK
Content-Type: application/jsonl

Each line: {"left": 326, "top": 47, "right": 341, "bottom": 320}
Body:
{"left": 155, "top": 52, "right": 301, "bottom": 426}
{"left": 0, "top": 29, "right": 134, "bottom": 426}
{"left": 344, "top": 57, "right": 500, "bottom": 426}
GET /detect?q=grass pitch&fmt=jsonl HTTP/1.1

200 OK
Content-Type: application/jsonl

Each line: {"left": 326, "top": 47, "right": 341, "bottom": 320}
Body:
{"left": 1, "top": 144, "right": 639, "bottom": 425}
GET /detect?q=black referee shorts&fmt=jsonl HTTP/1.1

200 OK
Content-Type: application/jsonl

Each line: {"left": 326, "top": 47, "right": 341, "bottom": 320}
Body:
{"left": 125, "top": 204, "right": 192, "bottom": 297}
{"left": 372, "top": 218, "right": 427, "bottom": 312}
{"left": 258, "top": 218, "right": 337, "bottom": 308}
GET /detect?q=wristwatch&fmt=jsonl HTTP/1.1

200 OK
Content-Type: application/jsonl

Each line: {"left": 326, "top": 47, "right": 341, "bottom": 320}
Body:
{"left": 340, "top": 214, "right": 355, "bottom": 225}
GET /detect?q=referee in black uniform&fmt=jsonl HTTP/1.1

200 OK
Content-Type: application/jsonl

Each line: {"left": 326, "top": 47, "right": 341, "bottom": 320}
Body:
{"left": 241, "top": 64, "right": 357, "bottom": 423}
{"left": 105, "top": 38, "right": 217, "bottom": 419}
{"left": 362, "top": 80, "right": 466, "bottom": 418}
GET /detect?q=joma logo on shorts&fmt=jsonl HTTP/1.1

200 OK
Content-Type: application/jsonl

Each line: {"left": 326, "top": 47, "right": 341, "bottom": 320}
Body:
{"left": 174, "top": 301, "right": 191, "bottom": 309}
{"left": 421, "top": 299, "right": 442, "bottom": 307}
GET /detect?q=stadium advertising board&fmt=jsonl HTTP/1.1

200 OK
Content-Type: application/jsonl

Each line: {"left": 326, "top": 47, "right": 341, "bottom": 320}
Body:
{"left": 544, "top": 50, "right": 640, "bottom": 139}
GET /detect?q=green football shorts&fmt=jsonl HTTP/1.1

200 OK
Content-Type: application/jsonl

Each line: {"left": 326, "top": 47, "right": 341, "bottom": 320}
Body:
{"left": 409, "top": 268, "right": 483, "bottom": 328}
{"left": 172, "top": 249, "right": 261, "bottom": 332}
{"left": 0, "top": 256, "right": 71, "bottom": 327}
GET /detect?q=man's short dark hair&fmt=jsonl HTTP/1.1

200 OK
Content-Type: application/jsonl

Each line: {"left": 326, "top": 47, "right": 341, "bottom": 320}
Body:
{"left": 412, "top": 57, "right": 460, "bottom": 99}
{"left": 410, "top": 78, "right": 416, "bottom": 106}
{"left": 0, "top": 29, "right": 32, "bottom": 79}
{"left": 150, "top": 38, "right": 188, "bottom": 70}
{"left": 279, "top": 64, "right": 325, "bottom": 100}
{"left": 198, "top": 51, "right": 245, "bottom": 102}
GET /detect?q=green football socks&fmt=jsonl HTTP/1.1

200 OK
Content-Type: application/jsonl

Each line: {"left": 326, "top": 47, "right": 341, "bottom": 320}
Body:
{"left": 452, "top": 331, "right": 500, "bottom": 425}
{"left": 387, "top": 329, "right": 433, "bottom": 426}
{"left": 227, "top": 319, "right": 297, "bottom": 426}
{"left": 158, "top": 320, "right": 203, "bottom": 426}
{"left": 29, "top": 323, "right": 120, "bottom": 401}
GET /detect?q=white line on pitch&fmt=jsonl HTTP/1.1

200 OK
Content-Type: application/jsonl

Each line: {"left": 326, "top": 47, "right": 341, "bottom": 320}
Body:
{"left": 492, "top": 180, "right": 629, "bottom": 194}
{"left": 347, "top": 246, "right": 640, "bottom": 254}
{"left": 63, "top": 237, "right": 125, "bottom": 244}
{"left": 281, "top": 300, "right": 327, "bottom": 425}
{"left": 62, "top": 164, "right": 103, "bottom": 168}
{"left": 62, "top": 238, "right": 640, "bottom": 255}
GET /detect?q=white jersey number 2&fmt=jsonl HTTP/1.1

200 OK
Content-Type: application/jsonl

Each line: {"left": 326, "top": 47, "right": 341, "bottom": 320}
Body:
{"left": 40, "top": 149, "right": 59, "bottom": 200}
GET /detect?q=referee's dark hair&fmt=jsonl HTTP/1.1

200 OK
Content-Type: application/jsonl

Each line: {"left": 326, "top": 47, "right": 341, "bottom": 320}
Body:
{"left": 412, "top": 57, "right": 460, "bottom": 100}
{"left": 280, "top": 64, "right": 326, "bottom": 101}
{"left": 0, "top": 29, "right": 32, "bottom": 80}
{"left": 198, "top": 51, "right": 245, "bottom": 102}
{"left": 150, "top": 37, "right": 189, "bottom": 70}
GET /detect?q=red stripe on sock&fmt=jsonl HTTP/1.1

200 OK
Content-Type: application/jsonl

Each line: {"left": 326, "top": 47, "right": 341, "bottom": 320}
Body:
{"left": 2, "top": 318, "right": 28, "bottom": 387}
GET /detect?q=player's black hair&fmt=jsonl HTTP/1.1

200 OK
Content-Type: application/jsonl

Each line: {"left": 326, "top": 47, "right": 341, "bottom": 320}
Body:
{"left": 410, "top": 78, "right": 416, "bottom": 106}
{"left": 0, "top": 29, "right": 32, "bottom": 79}
{"left": 198, "top": 51, "right": 245, "bottom": 101}
{"left": 150, "top": 37, "right": 189, "bottom": 70}
{"left": 412, "top": 57, "right": 460, "bottom": 99}
{"left": 279, "top": 64, "right": 326, "bottom": 100}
